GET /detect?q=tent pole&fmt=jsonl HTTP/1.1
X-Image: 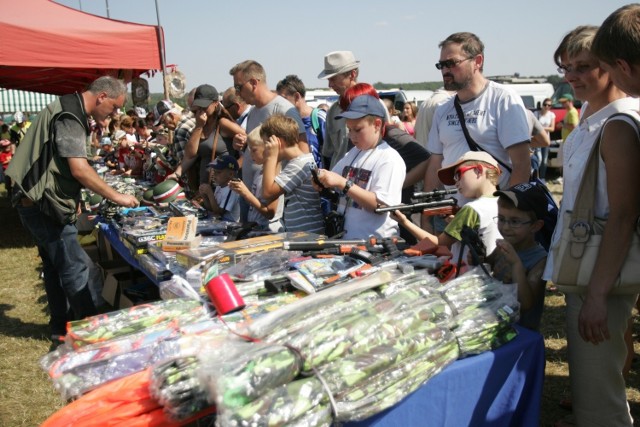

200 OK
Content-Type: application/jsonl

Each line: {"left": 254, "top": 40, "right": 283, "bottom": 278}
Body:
{"left": 154, "top": 0, "right": 169, "bottom": 100}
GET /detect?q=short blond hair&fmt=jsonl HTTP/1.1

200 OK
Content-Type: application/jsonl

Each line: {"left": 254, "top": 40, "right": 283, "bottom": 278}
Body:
{"left": 247, "top": 125, "right": 263, "bottom": 147}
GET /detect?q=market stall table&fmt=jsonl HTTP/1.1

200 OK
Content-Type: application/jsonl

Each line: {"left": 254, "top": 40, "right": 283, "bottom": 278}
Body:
{"left": 98, "top": 222, "right": 162, "bottom": 285}
{"left": 346, "top": 325, "right": 544, "bottom": 427}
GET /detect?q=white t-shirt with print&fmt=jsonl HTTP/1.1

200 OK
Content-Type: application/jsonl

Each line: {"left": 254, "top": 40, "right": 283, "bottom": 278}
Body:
{"left": 332, "top": 141, "right": 405, "bottom": 239}
{"left": 427, "top": 81, "right": 531, "bottom": 189}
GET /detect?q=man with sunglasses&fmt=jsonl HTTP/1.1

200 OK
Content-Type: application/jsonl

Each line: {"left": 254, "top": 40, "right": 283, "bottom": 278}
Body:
{"left": 425, "top": 32, "right": 532, "bottom": 215}
{"left": 228, "top": 60, "right": 307, "bottom": 222}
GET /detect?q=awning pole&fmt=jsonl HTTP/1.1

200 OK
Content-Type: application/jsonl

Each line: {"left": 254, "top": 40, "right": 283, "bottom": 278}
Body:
{"left": 154, "top": 0, "right": 170, "bottom": 100}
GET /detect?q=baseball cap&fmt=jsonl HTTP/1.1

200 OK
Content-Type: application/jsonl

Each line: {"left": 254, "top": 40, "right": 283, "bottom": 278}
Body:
{"left": 13, "top": 111, "right": 25, "bottom": 123}
{"left": 208, "top": 154, "right": 239, "bottom": 171}
{"left": 192, "top": 84, "right": 220, "bottom": 109}
{"left": 100, "top": 136, "right": 112, "bottom": 146}
{"left": 153, "top": 100, "right": 174, "bottom": 126}
{"left": 558, "top": 93, "right": 574, "bottom": 102}
{"left": 134, "top": 106, "right": 147, "bottom": 118}
{"left": 438, "top": 151, "right": 501, "bottom": 185}
{"left": 494, "top": 183, "right": 548, "bottom": 220}
{"left": 335, "top": 95, "right": 386, "bottom": 120}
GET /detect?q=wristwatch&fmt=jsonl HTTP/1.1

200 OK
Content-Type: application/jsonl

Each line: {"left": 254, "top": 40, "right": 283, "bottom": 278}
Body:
{"left": 342, "top": 179, "right": 354, "bottom": 196}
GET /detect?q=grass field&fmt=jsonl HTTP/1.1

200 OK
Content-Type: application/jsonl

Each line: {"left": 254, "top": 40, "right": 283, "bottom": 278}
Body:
{"left": 0, "top": 181, "right": 639, "bottom": 426}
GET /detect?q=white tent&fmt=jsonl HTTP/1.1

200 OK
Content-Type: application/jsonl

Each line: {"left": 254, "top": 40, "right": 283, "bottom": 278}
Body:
{"left": 0, "top": 89, "right": 57, "bottom": 114}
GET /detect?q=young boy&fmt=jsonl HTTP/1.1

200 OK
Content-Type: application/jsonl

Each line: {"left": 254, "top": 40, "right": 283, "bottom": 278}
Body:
{"left": 490, "top": 183, "right": 548, "bottom": 331}
{"left": 199, "top": 155, "right": 241, "bottom": 222}
{"left": 229, "top": 126, "right": 284, "bottom": 232}
{"left": 260, "top": 114, "right": 324, "bottom": 234}
{"left": 394, "top": 151, "right": 502, "bottom": 263}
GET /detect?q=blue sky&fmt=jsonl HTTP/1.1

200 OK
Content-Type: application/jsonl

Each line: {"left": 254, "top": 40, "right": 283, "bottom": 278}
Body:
{"left": 57, "top": 0, "right": 631, "bottom": 94}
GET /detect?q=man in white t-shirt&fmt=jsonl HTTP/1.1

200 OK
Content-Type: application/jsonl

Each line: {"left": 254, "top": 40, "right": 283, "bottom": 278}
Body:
{"left": 425, "top": 32, "right": 531, "bottom": 204}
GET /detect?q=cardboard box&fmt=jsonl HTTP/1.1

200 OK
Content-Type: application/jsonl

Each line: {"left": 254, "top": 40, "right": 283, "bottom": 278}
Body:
{"left": 101, "top": 269, "right": 157, "bottom": 309}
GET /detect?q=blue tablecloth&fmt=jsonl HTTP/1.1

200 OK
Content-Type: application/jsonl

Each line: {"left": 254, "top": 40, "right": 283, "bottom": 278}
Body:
{"left": 346, "top": 326, "right": 545, "bottom": 427}
{"left": 99, "top": 222, "right": 160, "bottom": 285}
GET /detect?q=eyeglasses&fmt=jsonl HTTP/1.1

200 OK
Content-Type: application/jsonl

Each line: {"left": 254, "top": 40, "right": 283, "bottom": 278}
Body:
{"left": 435, "top": 57, "right": 474, "bottom": 70}
{"left": 557, "top": 63, "right": 596, "bottom": 75}
{"left": 453, "top": 165, "right": 481, "bottom": 181}
{"left": 493, "top": 216, "right": 534, "bottom": 228}
{"left": 543, "top": 103, "right": 552, "bottom": 107}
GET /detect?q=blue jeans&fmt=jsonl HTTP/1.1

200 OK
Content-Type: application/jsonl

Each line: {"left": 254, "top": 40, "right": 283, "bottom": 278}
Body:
{"left": 16, "top": 204, "right": 97, "bottom": 336}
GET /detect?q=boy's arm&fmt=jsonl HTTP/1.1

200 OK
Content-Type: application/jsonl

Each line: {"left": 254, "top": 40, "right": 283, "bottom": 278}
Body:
{"left": 229, "top": 180, "right": 278, "bottom": 219}
{"left": 261, "top": 136, "right": 285, "bottom": 201}
{"left": 494, "top": 239, "right": 546, "bottom": 311}
{"left": 392, "top": 210, "right": 457, "bottom": 248}
{"left": 199, "top": 184, "right": 224, "bottom": 216}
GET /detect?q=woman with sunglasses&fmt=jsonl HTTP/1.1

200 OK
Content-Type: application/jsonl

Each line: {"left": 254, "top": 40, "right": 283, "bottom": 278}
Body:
{"left": 535, "top": 98, "right": 556, "bottom": 182}
{"left": 543, "top": 25, "right": 640, "bottom": 427}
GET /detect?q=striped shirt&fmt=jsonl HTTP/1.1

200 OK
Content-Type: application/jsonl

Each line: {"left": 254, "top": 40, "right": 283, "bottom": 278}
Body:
{"left": 274, "top": 153, "right": 324, "bottom": 233}
{"left": 172, "top": 115, "right": 197, "bottom": 161}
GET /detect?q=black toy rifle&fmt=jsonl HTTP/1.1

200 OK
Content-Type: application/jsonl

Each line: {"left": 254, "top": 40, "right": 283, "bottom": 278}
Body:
{"left": 374, "top": 189, "right": 459, "bottom": 217}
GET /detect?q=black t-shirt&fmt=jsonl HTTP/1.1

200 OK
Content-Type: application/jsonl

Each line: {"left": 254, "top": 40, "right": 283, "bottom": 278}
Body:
{"left": 384, "top": 126, "right": 430, "bottom": 202}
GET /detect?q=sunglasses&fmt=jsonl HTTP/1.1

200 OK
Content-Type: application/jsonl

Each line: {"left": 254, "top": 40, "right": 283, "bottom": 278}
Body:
{"left": 435, "top": 57, "right": 474, "bottom": 70}
{"left": 453, "top": 165, "right": 481, "bottom": 181}
{"left": 543, "top": 103, "right": 552, "bottom": 107}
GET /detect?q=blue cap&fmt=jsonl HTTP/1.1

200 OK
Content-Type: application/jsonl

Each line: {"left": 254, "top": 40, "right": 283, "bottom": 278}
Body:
{"left": 208, "top": 154, "right": 239, "bottom": 171}
{"left": 335, "top": 95, "right": 386, "bottom": 120}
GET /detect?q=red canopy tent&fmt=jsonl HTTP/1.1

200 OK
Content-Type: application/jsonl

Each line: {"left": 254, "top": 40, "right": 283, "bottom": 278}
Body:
{"left": 0, "top": 0, "right": 164, "bottom": 95}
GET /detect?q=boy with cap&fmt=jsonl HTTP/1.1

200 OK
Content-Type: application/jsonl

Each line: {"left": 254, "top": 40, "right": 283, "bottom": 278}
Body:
{"left": 487, "top": 183, "right": 548, "bottom": 331}
{"left": 314, "top": 94, "right": 405, "bottom": 239}
{"left": 261, "top": 114, "right": 325, "bottom": 234}
{"left": 199, "top": 154, "right": 241, "bottom": 222}
{"left": 559, "top": 93, "right": 579, "bottom": 142}
{"left": 394, "top": 151, "right": 501, "bottom": 263}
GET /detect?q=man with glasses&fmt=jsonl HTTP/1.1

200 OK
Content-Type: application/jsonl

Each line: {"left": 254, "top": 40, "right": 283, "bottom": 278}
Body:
{"left": 425, "top": 32, "right": 531, "bottom": 212}
{"left": 228, "top": 60, "right": 307, "bottom": 222}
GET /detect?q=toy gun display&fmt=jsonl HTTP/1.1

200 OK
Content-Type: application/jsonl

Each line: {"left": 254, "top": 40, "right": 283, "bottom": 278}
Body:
{"left": 374, "top": 189, "right": 460, "bottom": 217}
{"left": 282, "top": 237, "right": 403, "bottom": 265}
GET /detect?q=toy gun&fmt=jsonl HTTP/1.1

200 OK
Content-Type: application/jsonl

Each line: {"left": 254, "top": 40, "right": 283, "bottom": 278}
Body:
{"left": 374, "top": 189, "right": 459, "bottom": 217}
{"left": 283, "top": 237, "right": 403, "bottom": 265}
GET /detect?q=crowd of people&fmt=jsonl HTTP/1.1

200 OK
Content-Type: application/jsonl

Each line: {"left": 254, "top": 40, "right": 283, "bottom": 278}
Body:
{"left": 3, "top": 3, "right": 640, "bottom": 427}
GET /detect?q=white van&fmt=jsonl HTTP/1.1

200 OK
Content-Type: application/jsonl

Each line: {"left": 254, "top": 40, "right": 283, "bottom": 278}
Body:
{"left": 488, "top": 76, "right": 554, "bottom": 110}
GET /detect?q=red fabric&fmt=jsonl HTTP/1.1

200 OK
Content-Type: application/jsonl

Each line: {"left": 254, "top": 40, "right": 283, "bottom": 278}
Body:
{"left": 41, "top": 369, "right": 216, "bottom": 427}
{"left": 0, "top": 0, "right": 163, "bottom": 94}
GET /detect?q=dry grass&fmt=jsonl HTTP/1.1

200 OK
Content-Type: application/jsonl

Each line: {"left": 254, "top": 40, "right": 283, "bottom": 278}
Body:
{"left": 0, "top": 180, "right": 639, "bottom": 426}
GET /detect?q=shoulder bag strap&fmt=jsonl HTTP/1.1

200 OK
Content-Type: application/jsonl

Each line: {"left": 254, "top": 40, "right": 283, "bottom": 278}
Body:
{"left": 454, "top": 95, "right": 513, "bottom": 173}
{"left": 207, "top": 124, "right": 221, "bottom": 184}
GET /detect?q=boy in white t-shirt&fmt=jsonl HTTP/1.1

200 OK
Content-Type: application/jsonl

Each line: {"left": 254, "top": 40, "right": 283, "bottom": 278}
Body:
{"left": 393, "top": 151, "right": 502, "bottom": 262}
{"left": 199, "top": 155, "right": 241, "bottom": 222}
